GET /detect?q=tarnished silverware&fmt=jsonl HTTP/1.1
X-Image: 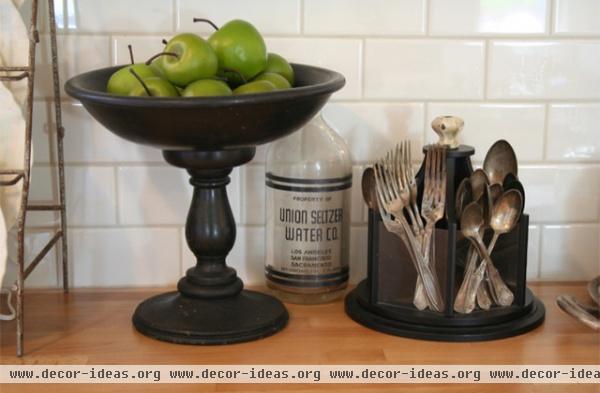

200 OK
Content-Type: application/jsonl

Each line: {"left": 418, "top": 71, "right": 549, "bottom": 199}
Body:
{"left": 464, "top": 190, "right": 522, "bottom": 311}
{"left": 455, "top": 177, "right": 472, "bottom": 219}
{"left": 557, "top": 294, "right": 599, "bottom": 331}
{"left": 361, "top": 167, "right": 378, "bottom": 211}
{"left": 470, "top": 169, "right": 489, "bottom": 203}
{"left": 414, "top": 145, "right": 447, "bottom": 310}
{"left": 374, "top": 150, "right": 443, "bottom": 312}
{"left": 483, "top": 140, "right": 518, "bottom": 185}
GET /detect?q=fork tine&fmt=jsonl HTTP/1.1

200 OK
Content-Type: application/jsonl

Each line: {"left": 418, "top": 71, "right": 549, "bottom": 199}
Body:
{"left": 395, "top": 144, "right": 403, "bottom": 187}
{"left": 383, "top": 153, "right": 397, "bottom": 200}
{"left": 374, "top": 163, "right": 388, "bottom": 207}
{"left": 404, "top": 141, "right": 411, "bottom": 181}
{"left": 378, "top": 160, "right": 394, "bottom": 206}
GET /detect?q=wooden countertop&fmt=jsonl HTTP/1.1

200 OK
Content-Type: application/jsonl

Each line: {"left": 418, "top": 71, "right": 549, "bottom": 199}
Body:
{"left": 1, "top": 283, "right": 598, "bottom": 392}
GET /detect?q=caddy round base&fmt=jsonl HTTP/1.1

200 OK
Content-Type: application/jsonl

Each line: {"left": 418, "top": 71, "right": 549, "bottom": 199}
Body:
{"left": 345, "top": 280, "right": 545, "bottom": 342}
{"left": 133, "top": 290, "right": 288, "bottom": 345}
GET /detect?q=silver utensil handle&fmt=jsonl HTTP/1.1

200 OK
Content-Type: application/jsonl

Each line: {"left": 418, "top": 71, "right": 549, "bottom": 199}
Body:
{"left": 557, "top": 295, "right": 600, "bottom": 331}
{"left": 453, "top": 245, "right": 479, "bottom": 313}
{"left": 396, "top": 216, "right": 443, "bottom": 312}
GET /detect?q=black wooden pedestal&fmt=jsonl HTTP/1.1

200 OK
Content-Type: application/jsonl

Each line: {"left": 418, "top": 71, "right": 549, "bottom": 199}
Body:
{"left": 132, "top": 148, "right": 288, "bottom": 345}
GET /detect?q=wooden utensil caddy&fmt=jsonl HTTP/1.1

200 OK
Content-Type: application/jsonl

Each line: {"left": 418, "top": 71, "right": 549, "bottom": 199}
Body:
{"left": 345, "top": 145, "right": 545, "bottom": 341}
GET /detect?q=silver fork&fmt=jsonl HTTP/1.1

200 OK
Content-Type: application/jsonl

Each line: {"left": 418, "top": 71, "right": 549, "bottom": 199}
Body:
{"left": 399, "top": 141, "right": 425, "bottom": 237}
{"left": 374, "top": 159, "right": 443, "bottom": 312}
{"left": 413, "top": 145, "right": 447, "bottom": 309}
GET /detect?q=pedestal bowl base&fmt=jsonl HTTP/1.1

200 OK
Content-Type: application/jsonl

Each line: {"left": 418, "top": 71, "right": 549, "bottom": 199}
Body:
{"left": 133, "top": 290, "right": 288, "bottom": 345}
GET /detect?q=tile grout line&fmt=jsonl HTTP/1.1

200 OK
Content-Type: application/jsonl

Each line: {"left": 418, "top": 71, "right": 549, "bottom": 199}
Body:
{"left": 49, "top": 31, "right": 600, "bottom": 40}
{"left": 483, "top": 39, "right": 490, "bottom": 99}
{"left": 548, "top": 0, "right": 556, "bottom": 35}
{"left": 542, "top": 103, "right": 550, "bottom": 160}
{"left": 172, "top": 0, "right": 178, "bottom": 33}
{"left": 425, "top": 0, "right": 431, "bottom": 37}
{"left": 27, "top": 222, "right": 600, "bottom": 231}
{"left": 299, "top": 0, "right": 304, "bottom": 35}
{"left": 360, "top": 38, "right": 366, "bottom": 99}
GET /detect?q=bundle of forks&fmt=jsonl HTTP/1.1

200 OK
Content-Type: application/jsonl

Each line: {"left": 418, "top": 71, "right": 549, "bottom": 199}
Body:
{"left": 373, "top": 142, "right": 446, "bottom": 311}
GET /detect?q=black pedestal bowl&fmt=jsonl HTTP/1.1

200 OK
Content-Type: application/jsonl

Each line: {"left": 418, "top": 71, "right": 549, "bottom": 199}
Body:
{"left": 65, "top": 64, "right": 345, "bottom": 345}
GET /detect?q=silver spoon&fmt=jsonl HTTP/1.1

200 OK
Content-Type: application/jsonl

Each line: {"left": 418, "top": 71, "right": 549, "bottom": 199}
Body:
{"left": 470, "top": 169, "right": 489, "bottom": 202}
{"left": 361, "top": 167, "right": 378, "bottom": 211}
{"left": 455, "top": 177, "right": 472, "bottom": 219}
{"left": 461, "top": 190, "right": 522, "bottom": 312}
{"left": 465, "top": 190, "right": 522, "bottom": 311}
{"left": 475, "top": 184, "right": 493, "bottom": 310}
{"left": 454, "top": 184, "right": 492, "bottom": 313}
{"left": 483, "top": 140, "right": 518, "bottom": 185}
{"left": 489, "top": 183, "right": 503, "bottom": 204}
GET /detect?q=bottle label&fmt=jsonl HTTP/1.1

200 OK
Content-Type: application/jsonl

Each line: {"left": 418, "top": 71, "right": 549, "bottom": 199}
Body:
{"left": 265, "top": 172, "right": 351, "bottom": 288}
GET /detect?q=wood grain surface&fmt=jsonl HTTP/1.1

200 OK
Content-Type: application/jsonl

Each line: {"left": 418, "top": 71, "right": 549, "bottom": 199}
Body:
{"left": 1, "top": 283, "right": 598, "bottom": 392}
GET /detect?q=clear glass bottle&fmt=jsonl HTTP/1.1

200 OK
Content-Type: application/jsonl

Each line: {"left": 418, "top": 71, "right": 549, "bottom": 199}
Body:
{"left": 265, "top": 113, "right": 352, "bottom": 304}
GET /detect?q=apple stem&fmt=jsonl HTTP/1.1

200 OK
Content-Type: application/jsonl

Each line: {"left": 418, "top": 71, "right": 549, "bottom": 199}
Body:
{"left": 145, "top": 52, "right": 179, "bottom": 65}
{"left": 162, "top": 39, "right": 168, "bottom": 45}
{"left": 127, "top": 45, "right": 135, "bottom": 64}
{"left": 129, "top": 68, "right": 152, "bottom": 97}
{"left": 223, "top": 68, "right": 246, "bottom": 84}
{"left": 193, "top": 18, "right": 219, "bottom": 31}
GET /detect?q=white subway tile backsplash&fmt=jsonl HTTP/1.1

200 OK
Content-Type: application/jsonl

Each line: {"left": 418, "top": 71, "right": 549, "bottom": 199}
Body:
{"left": 69, "top": 227, "right": 181, "bottom": 286}
{"left": 554, "top": 0, "right": 600, "bottom": 35}
{"left": 112, "top": 36, "right": 169, "bottom": 66}
{"left": 241, "top": 165, "right": 266, "bottom": 225}
{"left": 488, "top": 41, "right": 600, "bottom": 99}
{"left": 64, "top": 0, "right": 173, "bottom": 33}
{"left": 304, "top": 0, "right": 425, "bottom": 36}
{"left": 426, "top": 103, "right": 546, "bottom": 162}
{"left": 177, "top": 0, "right": 300, "bottom": 35}
{"left": 519, "top": 165, "right": 600, "bottom": 223}
{"left": 32, "top": 101, "right": 163, "bottom": 164}
{"left": 323, "top": 102, "right": 425, "bottom": 162}
{"left": 430, "top": 0, "right": 548, "bottom": 36}
{"left": 546, "top": 104, "right": 600, "bottom": 162}
{"left": 364, "top": 40, "right": 485, "bottom": 99}
{"left": 35, "top": 34, "right": 110, "bottom": 99}
{"left": 117, "top": 166, "right": 240, "bottom": 225}
{"left": 21, "top": 1, "right": 600, "bottom": 286}
{"left": 28, "top": 166, "right": 117, "bottom": 227}
{"left": 117, "top": 166, "right": 190, "bottom": 225}
{"left": 265, "top": 38, "right": 362, "bottom": 99}
{"left": 540, "top": 224, "right": 599, "bottom": 280}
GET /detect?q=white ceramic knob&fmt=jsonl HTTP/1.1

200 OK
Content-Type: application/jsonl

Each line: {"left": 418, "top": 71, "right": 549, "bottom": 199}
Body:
{"left": 431, "top": 116, "right": 463, "bottom": 149}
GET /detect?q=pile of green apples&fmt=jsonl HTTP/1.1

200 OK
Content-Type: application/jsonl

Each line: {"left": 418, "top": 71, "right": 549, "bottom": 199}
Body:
{"left": 106, "top": 19, "right": 294, "bottom": 97}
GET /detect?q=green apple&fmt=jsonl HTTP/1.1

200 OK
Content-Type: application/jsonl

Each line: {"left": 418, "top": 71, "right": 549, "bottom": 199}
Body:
{"left": 107, "top": 64, "right": 157, "bottom": 95}
{"left": 208, "top": 20, "right": 267, "bottom": 81}
{"left": 264, "top": 53, "right": 294, "bottom": 85}
{"left": 233, "top": 80, "right": 277, "bottom": 95}
{"left": 182, "top": 79, "right": 232, "bottom": 97}
{"left": 128, "top": 76, "right": 179, "bottom": 97}
{"left": 216, "top": 69, "right": 246, "bottom": 88}
{"left": 159, "top": 33, "right": 218, "bottom": 87}
{"left": 252, "top": 72, "right": 291, "bottom": 89}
